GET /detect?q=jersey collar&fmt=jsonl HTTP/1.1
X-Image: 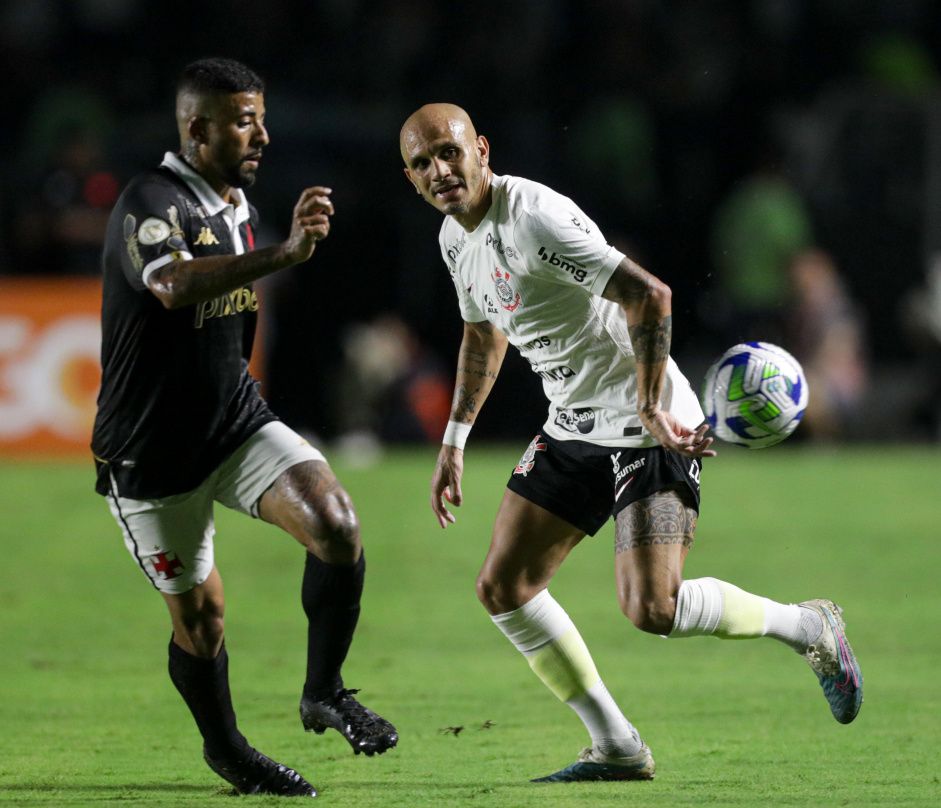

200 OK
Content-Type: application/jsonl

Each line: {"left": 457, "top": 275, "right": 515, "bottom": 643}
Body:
{"left": 161, "top": 152, "right": 249, "bottom": 224}
{"left": 464, "top": 174, "right": 504, "bottom": 242}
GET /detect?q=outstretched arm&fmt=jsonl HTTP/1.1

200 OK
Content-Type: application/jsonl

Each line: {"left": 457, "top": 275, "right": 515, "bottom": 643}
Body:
{"left": 431, "top": 319, "right": 509, "bottom": 528}
{"left": 148, "top": 186, "right": 333, "bottom": 309}
{"left": 602, "top": 256, "right": 715, "bottom": 458}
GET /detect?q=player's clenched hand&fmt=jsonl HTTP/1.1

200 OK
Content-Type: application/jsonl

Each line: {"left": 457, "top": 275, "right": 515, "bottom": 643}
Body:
{"left": 431, "top": 444, "right": 464, "bottom": 529}
{"left": 284, "top": 186, "right": 334, "bottom": 263}
{"left": 640, "top": 407, "right": 717, "bottom": 459}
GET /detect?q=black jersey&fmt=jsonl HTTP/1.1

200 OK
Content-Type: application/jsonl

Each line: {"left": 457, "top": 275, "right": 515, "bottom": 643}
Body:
{"left": 92, "top": 153, "right": 276, "bottom": 499}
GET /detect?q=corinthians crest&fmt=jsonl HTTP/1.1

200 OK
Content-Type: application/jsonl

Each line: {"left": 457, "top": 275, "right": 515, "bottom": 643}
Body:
{"left": 514, "top": 435, "right": 547, "bottom": 476}
{"left": 491, "top": 267, "right": 521, "bottom": 311}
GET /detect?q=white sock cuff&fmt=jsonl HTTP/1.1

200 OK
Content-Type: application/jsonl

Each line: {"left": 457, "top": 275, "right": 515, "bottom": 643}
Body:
{"left": 491, "top": 589, "right": 575, "bottom": 656}
{"left": 668, "top": 577, "right": 724, "bottom": 637}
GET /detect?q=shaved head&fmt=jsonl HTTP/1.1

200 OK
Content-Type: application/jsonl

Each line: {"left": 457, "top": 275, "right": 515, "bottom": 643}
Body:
{"left": 400, "top": 104, "right": 492, "bottom": 230}
{"left": 400, "top": 103, "right": 477, "bottom": 163}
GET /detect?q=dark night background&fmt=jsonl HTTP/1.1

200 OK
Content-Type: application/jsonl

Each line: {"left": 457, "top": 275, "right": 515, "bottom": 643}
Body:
{"left": 4, "top": 0, "right": 941, "bottom": 446}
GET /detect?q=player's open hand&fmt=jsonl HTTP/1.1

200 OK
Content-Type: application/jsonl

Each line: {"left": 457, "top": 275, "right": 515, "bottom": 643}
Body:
{"left": 285, "top": 186, "right": 334, "bottom": 263}
{"left": 431, "top": 444, "right": 465, "bottom": 528}
{"left": 640, "top": 407, "right": 717, "bottom": 459}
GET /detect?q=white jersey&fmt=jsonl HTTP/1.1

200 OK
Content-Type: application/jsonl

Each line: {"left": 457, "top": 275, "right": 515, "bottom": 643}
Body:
{"left": 439, "top": 174, "right": 704, "bottom": 448}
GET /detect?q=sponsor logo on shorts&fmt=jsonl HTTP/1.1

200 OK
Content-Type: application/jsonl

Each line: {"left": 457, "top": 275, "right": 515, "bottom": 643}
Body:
{"left": 554, "top": 406, "right": 595, "bottom": 434}
{"left": 514, "top": 435, "right": 547, "bottom": 476}
{"left": 688, "top": 460, "right": 701, "bottom": 487}
{"left": 612, "top": 452, "right": 645, "bottom": 500}
{"left": 151, "top": 551, "right": 185, "bottom": 580}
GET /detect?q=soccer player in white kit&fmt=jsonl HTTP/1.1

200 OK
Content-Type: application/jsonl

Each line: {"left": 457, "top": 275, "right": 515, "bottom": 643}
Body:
{"left": 400, "top": 104, "right": 863, "bottom": 783}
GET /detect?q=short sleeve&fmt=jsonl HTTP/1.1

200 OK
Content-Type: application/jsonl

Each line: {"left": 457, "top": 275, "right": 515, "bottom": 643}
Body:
{"left": 116, "top": 179, "right": 193, "bottom": 290}
{"left": 514, "top": 202, "right": 625, "bottom": 297}
{"left": 439, "top": 228, "right": 487, "bottom": 323}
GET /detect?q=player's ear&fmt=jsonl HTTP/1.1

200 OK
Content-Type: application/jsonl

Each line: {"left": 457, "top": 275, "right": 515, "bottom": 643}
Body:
{"left": 403, "top": 167, "right": 421, "bottom": 194}
{"left": 476, "top": 135, "right": 490, "bottom": 169}
{"left": 188, "top": 115, "right": 209, "bottom": 145}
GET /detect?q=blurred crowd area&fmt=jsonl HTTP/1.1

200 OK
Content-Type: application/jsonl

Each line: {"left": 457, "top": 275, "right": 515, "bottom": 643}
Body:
{"left": 3, "top": 0, "right": 941, "bottom": 447}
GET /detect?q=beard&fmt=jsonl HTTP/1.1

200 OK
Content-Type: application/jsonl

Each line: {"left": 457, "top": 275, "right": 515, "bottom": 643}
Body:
{"left": 222, "top": 161, "right": 258, "bottom": 189}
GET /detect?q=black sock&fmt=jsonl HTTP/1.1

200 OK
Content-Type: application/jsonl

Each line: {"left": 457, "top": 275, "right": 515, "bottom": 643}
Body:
{"left": 301, "top": 551, "right": 365, "bottom": 701}
{"left": 167, "top": 639, "right": 250, "bottom": 762}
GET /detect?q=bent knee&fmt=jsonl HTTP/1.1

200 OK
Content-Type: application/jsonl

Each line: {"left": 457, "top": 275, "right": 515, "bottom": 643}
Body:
{"left": 475, "top": 570, "right": 536, "bottom": 616}
{"left": 175, "top": 609, "right": 225, "bottom": 658}
{"left": 303, "top": 493, "right": 361, "bottom": 561}
{"left": 619, "top": 591, "right": 677, "bottom": 635}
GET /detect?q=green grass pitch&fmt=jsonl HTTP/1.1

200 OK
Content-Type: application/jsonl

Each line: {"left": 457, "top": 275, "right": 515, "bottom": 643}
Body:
{"left": 0, "top": 445, "right": 938, "bottom": 807}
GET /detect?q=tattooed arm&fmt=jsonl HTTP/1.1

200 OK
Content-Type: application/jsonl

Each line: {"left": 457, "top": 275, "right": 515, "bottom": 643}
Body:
{"left": 430, "top": 319, "right": 508, "bottom": 528}
{"left": 602, "top": 257, "right": 714, "bottom": 458}
{"left": 449, "top": 319, "right": 508, "bottom": 424}
{"left": 148, "top": 186, "right": 333, "bottom": 309}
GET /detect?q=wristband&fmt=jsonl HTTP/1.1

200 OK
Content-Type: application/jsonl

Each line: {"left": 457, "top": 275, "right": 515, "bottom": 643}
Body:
{"left": 442, "top": 420, "right": 472, "bottom": 450}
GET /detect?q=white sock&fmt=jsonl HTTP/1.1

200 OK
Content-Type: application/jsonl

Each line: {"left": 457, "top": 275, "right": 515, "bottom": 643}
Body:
{"left": 492, "top": 589, "right": 641, "bottom": 756}
{"left": 567, "top": 681, "right": 642, "bottom": 757}
{"left": 669, "top": 577, "right": 821, "bottom": 651}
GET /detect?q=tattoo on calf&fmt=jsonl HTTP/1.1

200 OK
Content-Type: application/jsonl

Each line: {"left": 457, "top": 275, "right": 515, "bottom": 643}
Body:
{"left": 614, "top": 492, "right": 697, "bottom": 554}
{"left": 628, "top": 315, "right": 672, "bottom": 364}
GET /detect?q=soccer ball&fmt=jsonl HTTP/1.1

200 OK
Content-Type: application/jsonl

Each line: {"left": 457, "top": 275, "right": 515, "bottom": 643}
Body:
{"left": 702, "top": 341, "right": 808, "bottom": 448}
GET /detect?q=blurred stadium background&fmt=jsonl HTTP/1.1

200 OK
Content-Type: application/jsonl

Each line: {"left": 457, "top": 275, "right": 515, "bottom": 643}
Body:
{"left": 2, "top": 0, "right": 941, "bottom": 458}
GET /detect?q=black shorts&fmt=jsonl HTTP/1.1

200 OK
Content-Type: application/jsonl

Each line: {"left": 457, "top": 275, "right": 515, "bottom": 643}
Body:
{"left": 506, "top": 432, "right": 702, "bottom": 536}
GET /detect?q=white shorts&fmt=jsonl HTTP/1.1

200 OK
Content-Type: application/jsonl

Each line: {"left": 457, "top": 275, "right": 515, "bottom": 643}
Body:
{"left": 105, "top": 421, "right": 325, "bottom": 594}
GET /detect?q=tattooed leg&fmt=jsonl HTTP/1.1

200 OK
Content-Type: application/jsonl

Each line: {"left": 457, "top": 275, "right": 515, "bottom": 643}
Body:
{"left": 615, "top": 488, "right": 823, "bottom": 651}
{"left": 613, "top": 488, "right": 697, "bottom": 634}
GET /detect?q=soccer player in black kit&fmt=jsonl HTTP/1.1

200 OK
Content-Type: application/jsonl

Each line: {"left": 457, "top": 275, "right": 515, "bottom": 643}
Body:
{"left": 92, "top": 58, "right": 397, "bottom": 798}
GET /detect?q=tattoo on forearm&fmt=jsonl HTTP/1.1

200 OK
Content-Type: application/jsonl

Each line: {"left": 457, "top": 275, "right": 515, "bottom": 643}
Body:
{"left": 629, "top": 315, "right": 671, "bottom": 364}
{"left": 455, "top": 364, "right": 499, "bottom": 380}
{"left": 614, "top": 491, "right": 696, "bottom": 554}
{"left": 452, "top": 383, "right": 478, "bottom": 423}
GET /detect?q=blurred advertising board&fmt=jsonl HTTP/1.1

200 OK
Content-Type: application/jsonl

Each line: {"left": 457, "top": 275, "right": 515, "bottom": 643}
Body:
{"left": 0, "top": 278, "right": 102, "bottom": 457}
{"left": 0, "top": 279, "right": 266, "bottom": 458}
